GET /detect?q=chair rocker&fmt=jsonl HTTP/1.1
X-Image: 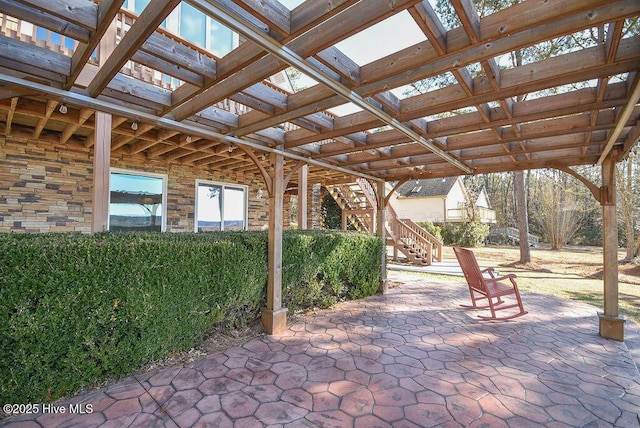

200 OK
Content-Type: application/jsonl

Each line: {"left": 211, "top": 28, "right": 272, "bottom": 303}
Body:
{"left": 453, "top": 246, "right": 528, "bottom": 321}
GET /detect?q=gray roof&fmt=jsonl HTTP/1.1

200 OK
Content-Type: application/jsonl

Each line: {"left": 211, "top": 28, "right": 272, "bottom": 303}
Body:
{"left": 396, "top": 177, "right": 459, "bottom": 198}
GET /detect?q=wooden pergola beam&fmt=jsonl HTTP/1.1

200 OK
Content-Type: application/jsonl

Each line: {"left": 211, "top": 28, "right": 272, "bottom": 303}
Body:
{"left": 265, "top": 0, "right": 639, "bottom": 142}
{"left": 4, "top": 96, "right": 17, "bottom": 135}
{"left": 169, "top": 0, "right": 422, "bottom": 120}
{"left": 67, "top": 0, "right": 124, "bottom": 89}
{"left": 231, "top": 0, "right": 291, "bottom": 37}
{"left": 86, "top": 0, "right": 181, "bottom": 97}
{"left": 285, "top": 40, "right": 640, "bottom": 150}
{"left": 189, "top": 0, "right": 471, "bottom": 173}
{"left": 0, "top": 0, "right": 91, "bottom": 42}
{"left": 598, "top": 73, "right": 640, "bottom": 164}
{"left": 17, "top": 0, "right": 98, "bottom": 30}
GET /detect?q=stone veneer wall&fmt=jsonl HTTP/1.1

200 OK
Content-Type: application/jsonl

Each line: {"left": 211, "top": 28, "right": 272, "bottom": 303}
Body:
{"left": 0, "top": 135, "right": 291, "bottom": 233}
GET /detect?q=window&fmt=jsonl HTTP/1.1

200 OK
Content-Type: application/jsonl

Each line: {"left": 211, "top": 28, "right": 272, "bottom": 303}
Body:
{"left": 180, "top": 2, "right": 206, "bottom": 47}
{"left": 207, "top": 17, "right": 234, "bottom": 57}
{"left": 109, "top": 170, "right": 167, "bottom": 232}
{"left": 124, "top": 1, "right": 236, "bottom": 57}
{"left": 124, "top": 0, "right": 150, "bottom": 15}
{"left": 195, "top": 181, "right": 247, "bottom": 232}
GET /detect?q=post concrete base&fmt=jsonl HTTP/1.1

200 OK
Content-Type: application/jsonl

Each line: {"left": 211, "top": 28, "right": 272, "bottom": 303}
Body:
{"left": 379, "top": 278, "right": 388, "bottom": 294}
{"left": 261, "top": 307, "right": 288, "bottom": 335}
{"left": 598, "top": 312, "right": 625, "bottom": 341}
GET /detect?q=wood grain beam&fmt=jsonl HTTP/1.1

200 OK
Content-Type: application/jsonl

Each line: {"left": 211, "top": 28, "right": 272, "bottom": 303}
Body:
{"left": 315, "top": 46, "right": 361, "bottom": 84}
{"left": 169, "top": 0, "right": 421, "bottom": 120}
{"left": 598, "top": 72, "right": 640, "bottom": 163}
{"left": 409, "top": 1, "right": 446, "bottom": 51}
{"left": 605, "top": 20, "right": 624, "bottom": 64}
{"left": 0, "top": 0, "right": 91, "bottom": 42}
{"left": 67, "top": 0, "right": 124, "bottom": 89}
{"left": 231, "top": 0, "right": 291, "bottom": 37}
{"left": 238, "top": 0, "right": 638, "bottom": 142}
{"left": 169, "top": 0, "right": 354, "bottom": 111}
{"left": 0, "top": 35, "right": 71, "bottom": 80}
{"left": 313, "top": 96, "right": 633, "bottom": 160}
{"left": 92, "top": 111, "right": 112, "bottom": 233}
{"left": 86, "top": 0, "right": 181, "bottom": 97}
{"left": 33, "top": 99, "right": 58, "bottom": 139}
{"left": 289, "top": 0, "right": 358, "bottom": 34}
{"left": 147, "top": 135, "right": 201, "bottom": 158}
{"left": 60, "top": 108, "right": 93, "bottom": 143}
{"left": 285, "top": 40, "right": 640, "bottom": 149}
{"left": 139, "top": 31, "right": 217, "bottom": 79}
{"left": 129, "top": 129, "right": 179, "bottom": 154}
{"left": 5, "top": 96, "right": 18, "bottom": 135}
{"left": 16, "top": 0, "right": 98, "bottom": 30}
{"left": 450, "top": 0, "right": 480, "bottom": 43}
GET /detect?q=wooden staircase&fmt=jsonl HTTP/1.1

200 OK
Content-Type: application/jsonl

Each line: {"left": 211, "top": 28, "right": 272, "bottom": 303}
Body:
{"left": 325, "top": 179, "right": 376, "bottom": 232}
{"left": 325, "top": 180, "right": 443, "bottom": 265}
{"left": 386, "top": 206, "right": 443, "bottom": 265}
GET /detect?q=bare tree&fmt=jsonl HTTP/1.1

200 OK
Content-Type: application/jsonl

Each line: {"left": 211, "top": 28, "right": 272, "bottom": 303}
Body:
{"left": 617, "top": 149, "right": 640, "bottom": 260}
{"left": 532, "top": 170, "right": 582, "bottom": 250}
{"left": 514, "top": 171, "right": 531, "bottom": 261}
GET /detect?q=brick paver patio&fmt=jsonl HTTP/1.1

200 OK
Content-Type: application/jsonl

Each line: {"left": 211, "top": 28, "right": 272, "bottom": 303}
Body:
{"left": 3, "top": 271, "right": 640, "bottom": 427}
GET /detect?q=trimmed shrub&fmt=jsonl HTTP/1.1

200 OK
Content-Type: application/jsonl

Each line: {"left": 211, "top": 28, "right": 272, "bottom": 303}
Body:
{"left": 283, "top": 230, "right": 382, "bottom": 308}
{"left": 441, "top": 221, "right": 490, "bottom": 247}
{"left": 0, "top": 230, "right": 381, "bottom": 404}
{"left": 417, "top": 220, "right": 442, "bottom": 241}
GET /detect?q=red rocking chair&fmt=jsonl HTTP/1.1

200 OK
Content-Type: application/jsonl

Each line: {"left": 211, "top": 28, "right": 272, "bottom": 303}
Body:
{"left": 453, "top": 246, "right": 528, "bottom": 321}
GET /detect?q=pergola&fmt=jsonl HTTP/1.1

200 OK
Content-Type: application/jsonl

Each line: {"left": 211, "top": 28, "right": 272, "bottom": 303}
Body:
{"left": 0, "top": 0, "right": 639, "bottom": 339}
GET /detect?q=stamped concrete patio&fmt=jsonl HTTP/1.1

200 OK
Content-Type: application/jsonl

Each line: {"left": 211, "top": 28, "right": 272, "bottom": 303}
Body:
{"left": 3, "top": 271, "right": 640, "bottom": 427}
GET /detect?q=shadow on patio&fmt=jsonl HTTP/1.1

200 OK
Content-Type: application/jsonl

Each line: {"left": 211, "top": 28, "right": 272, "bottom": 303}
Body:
{"left": 3, "top": 271, "right": 640, "bottom": 427}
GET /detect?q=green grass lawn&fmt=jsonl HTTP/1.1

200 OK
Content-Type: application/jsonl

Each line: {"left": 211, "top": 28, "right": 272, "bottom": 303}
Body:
{"left": 400, "top": 245, "right": 640, "bottom": 325}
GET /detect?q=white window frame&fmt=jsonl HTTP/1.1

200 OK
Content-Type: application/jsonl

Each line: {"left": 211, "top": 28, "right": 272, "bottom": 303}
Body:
{"left": 108, "top": 168, "right": 168, "bottom": 232}
{"left": 194, "top": 179, "right": 248, "bottom": 232}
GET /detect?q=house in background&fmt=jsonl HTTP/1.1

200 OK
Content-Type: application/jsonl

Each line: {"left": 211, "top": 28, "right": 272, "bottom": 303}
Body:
{"left": 390, "top": 177, "right": 496, "bottom": 225}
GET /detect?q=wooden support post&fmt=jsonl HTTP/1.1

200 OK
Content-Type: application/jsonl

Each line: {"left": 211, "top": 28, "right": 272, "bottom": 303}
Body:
{"left": 599, "top": 152, "right": 625, "bottom": 341}
{"left": 262, "top": 146, "right": 287, "bottom": 335}
{"left": 297, "top": 164, "right": 308, "bottom": 229}
{"left": 341, "top": 211, "right": 348, "bottom": 230}
{"left": 91, "top": 111, "right": 112, "bottom": 233}
{"left": 376, "top": 181, "right": 388, "bottom": 293}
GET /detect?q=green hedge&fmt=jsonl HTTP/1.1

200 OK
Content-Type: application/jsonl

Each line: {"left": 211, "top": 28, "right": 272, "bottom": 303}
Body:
{"left": 0, "top": 230, "right": 382, "bottom": 404}
{"left": 441, "top": 221, "right": 490, "bottom": 247}
{"left": 283, "top": 230, "right": 382, "bottom": 308}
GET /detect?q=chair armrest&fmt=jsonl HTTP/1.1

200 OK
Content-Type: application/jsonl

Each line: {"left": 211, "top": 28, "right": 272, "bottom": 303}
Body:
{"left": 489, "top": 274, "right": 517, "bottom": 282}
{"left": 481, "top": 267, "right": 495, "bottom": 276}
{"left": 481, "top": 267, "right": 497, "bottom": 278}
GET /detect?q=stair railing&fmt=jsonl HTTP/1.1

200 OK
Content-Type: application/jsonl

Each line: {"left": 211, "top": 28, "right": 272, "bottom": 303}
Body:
{"left": 401, "top": 219, "right": 444, "bottom": 262}
{"left": 385, "top": 205, "right": 437, "bottom": 264}
{"left": 326, "top": 185, "right": 372, "bottom": 232}
{"left": 327, "top": 180, "right": 444, "bottom": 264}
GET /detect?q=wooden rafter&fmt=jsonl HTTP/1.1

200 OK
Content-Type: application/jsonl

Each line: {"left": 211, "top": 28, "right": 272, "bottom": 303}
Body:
{"left": 4, "top": 96, "right": 17, "bottom": 135}
{"left": 86, "top": 0, "right": 181, "bottom": 97}
{"left": 0, "top": 0, "right": 637, "bottom": 182}
{"left": 598, "top": 72, "right": 640, "bottom": 164}
{"left": 67, "top": 0, "right": 124, "bottom": 89}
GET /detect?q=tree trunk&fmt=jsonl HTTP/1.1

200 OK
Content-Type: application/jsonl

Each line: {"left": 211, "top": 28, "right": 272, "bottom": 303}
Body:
{"left": 515, "top": 170, "right": 531, "bottom": 263}
{"left": 625, "top": 156, "right": 636, "bottom": 259}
